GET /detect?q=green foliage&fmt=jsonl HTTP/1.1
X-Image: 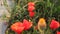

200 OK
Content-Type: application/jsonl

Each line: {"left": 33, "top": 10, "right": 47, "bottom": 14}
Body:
{"left": 5, "top": 0, "right": 60, "bottom": 34}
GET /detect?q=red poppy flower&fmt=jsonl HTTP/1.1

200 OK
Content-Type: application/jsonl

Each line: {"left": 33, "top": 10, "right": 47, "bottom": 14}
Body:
{"left": 50, "top": 20, "right": 59, "bottom": 30}
{"left": 29, "top": 11, "right": 35, "bottom": 17}
{"left": 23, "top": 19, "right": 32, "bottom": 30}
{"left": 11, "top": 22, "right": 24, "bottom": 34}
{"left": 57, "top": 31, "right": 60, "bottom": 34}
{"left": 28, "top": 6, "right": 35, "bottom": 12}
{"left": 28, "top": 2, "right": 35, "bottom": 6}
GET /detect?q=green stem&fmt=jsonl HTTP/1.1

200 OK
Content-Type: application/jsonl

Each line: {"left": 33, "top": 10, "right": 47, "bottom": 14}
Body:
{"left": 40, "top": 31, "right": 44, "bottom": 34}
{"left": 18, "top": 0, "right": 20, "bottom": 5}
{"left": 38, "top": 24, "right": 44, "bottom": 34}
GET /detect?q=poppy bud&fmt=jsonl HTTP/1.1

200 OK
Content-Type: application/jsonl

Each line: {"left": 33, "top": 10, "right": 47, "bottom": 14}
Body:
{"left": 34, "top": 25, "right": 38, "bottom": 30}
{"left": 29, "top": 11, "right": 35, "bottom": 17}
{"left": 38, "top": 18, "right": 46, "bottom": 29}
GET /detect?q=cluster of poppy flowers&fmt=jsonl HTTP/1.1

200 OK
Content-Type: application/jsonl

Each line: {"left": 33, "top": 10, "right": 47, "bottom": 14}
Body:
{"left": 11, "top": 19, "right": 32, "bottom": 34}
{"left": 27, "top": 2, "right": 60, "bottom": 30}
{"left": 36, "top": 18, "right": 60, "bottom": 34}
{"left": 28, "top": 2, "right": 35, "bottom": 17}
{"left": 11, "top": 18, "right": 60, "bottom": 34}
{"left": 11, "top": 2, "right": 60, "bottom": 34}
